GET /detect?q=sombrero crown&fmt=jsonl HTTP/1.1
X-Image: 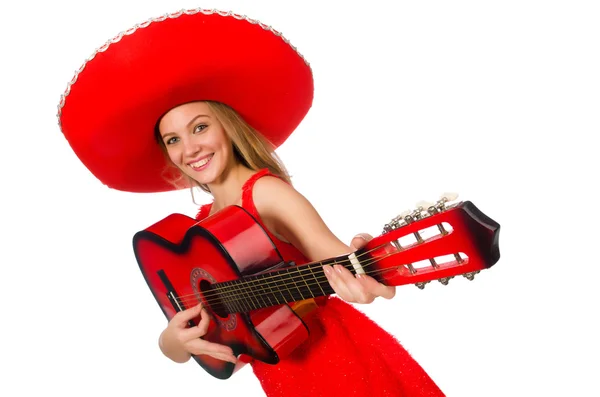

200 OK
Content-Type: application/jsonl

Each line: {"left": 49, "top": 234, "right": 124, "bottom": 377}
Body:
{"left": 57, "top": 8, "right": 314, "bottom": 193}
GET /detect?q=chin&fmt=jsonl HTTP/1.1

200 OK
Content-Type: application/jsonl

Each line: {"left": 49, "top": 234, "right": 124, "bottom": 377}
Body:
{"left": 188, "top": 164, "right": 222, "bottom": 186}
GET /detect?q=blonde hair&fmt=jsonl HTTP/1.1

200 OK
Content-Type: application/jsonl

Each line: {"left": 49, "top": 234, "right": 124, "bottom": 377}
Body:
{"left": 154, "top": 101, "right": 292, "bottom": 196}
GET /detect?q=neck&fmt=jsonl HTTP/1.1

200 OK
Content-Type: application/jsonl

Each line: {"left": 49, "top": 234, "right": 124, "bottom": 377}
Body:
{"left": 206, "top": 163, "right": 255, "bottom": 212}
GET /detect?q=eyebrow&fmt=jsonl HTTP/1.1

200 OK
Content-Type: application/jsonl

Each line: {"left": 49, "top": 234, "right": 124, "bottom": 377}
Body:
{"left": 161, "top": 114, "right": 210, "bottom": 139}
{"left": 186, "top": 114, "right": 210, "bottom": 129}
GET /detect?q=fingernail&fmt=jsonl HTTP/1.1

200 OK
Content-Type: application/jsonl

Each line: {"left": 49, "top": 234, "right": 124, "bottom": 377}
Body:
{"left": 323, "top": 266, "right": 332, "bottom": 276}
{"left": 335, "top": 265, "right": 343, "bottom": 274}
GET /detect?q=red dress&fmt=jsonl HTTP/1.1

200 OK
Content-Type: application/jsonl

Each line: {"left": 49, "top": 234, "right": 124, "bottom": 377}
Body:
{"left": 195, "top": 169, "right": 445, "bottom": 397}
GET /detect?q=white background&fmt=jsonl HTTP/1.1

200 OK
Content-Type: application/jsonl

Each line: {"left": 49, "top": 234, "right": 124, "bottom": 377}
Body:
{"left": 2, "top": 0, "right": 599, "bottom": 396}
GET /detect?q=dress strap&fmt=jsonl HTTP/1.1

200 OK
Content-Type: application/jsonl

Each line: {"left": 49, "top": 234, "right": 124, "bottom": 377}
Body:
{"left": 195, "top": 203, "right": 213, "bottom": 220}
{"left": 241, "top": 169, "right": 278, "bottom": 205}
{"left": 241, "top": 168, "right": 284, "bottom": 211}
{"left": 195, "top": 168, "right": 283, "bottom": 221}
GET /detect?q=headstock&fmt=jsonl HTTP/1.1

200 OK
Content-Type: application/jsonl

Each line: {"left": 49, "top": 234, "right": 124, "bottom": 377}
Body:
{"left": 369, "top": 193, "right": 500, "bottom": 289}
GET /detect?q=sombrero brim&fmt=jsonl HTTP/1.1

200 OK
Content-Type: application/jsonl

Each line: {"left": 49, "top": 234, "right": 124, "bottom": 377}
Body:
{"left": 57, "top": 8, "right": 314, "bottom": 193}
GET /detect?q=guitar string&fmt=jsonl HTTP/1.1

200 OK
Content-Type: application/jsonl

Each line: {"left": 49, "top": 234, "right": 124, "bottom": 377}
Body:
{"left": 173, "top": 235, "right": 444, "bottom": 305}
{"left": 174, "top": 249, "right": 440, "bottom": 308}
{"left": 175, "top": 255, "right": 385, "bottom": 307}
{"left": 171, "top": 241, "right": 396, "bottom": 303}
{"left": 176, "top": 266, "right": 413, "bottom": 312}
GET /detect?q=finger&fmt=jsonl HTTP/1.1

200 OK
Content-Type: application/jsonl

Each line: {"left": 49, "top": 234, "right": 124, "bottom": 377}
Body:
{"left": 181, "top": 307, "right": 211, "bottom": 339}
{"left": 335, "top": 264, "right": 392, "bottom": 299}
{"left": 323, "top": 265, "right": 355, "bottom": 301}
{"left": 172, "top": 302, "right": 204, "bottom": 326}
{"left": 187, "top": 339, "right": 236, "bottom": 362}
{"left": 188, "top": 339, "right": 234, "bottom": 356}
{"left": 335, "top": 265, "right": 382, "bottom": 303}
{"left": 350, "top": 233, "right": 374, "bottom": 251}
{"left": 376, "top": 284, "right": 396, "bottom": 300}
{"left": 329, "top": 265, "right": 375, "bottom": 303}
{"left": 357, "top": 275, "right": 396, "bottom": 300}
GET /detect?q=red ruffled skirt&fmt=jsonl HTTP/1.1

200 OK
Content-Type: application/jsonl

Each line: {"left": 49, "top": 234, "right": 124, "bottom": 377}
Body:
{"left": 251, "top": 297, "right": 445, "bottom": 397}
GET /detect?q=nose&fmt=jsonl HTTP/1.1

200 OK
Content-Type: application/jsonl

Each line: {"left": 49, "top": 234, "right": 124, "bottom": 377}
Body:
{"left": 182, "top": 135, "right": 201, "bottom": 159}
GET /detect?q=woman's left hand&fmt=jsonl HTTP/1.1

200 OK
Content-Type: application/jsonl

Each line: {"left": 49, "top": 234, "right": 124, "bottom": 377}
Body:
{"left": 323, "top": 233, "right": 396, "bottom": 304}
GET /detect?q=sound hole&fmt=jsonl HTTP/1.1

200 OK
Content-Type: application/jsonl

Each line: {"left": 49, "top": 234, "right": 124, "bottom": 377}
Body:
{"left": 199, "top": 279, "right": 228, "bottom": 318}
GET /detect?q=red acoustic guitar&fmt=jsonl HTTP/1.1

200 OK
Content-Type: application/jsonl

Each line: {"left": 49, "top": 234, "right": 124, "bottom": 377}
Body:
{"left": 132, "top": 194, "right": 500, "bottom": 379}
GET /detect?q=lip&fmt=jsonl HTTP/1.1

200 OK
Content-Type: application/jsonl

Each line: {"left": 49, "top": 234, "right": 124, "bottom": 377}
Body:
{"left": 188, "top": 153, "right": 214, "bottom": 171}
{"left": 187, "top": 153, "right": 213, "bottom": 165}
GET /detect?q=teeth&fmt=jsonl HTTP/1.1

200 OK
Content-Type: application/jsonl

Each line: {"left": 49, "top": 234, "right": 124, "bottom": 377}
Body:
{"left": 191, "top": 155, "right": 212, "bottom": 168}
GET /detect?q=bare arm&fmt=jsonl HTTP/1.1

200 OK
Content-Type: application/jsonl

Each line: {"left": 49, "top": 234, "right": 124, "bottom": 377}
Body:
{"left": 253, "top": 176, "right": 395, "bottom": 303}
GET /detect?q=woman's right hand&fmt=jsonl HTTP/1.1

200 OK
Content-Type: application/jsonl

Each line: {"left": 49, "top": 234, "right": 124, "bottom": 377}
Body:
{"left": 159, "top": 303, "right": 237, "bottom": 364}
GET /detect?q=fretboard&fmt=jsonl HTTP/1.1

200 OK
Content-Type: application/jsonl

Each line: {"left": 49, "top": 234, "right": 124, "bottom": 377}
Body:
{"left": 213, "top": 255, "right": 357, "bottom": 314}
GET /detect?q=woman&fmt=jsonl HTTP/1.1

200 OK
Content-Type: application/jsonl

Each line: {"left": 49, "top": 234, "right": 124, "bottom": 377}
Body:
{"left": 57, "top": 7, "right": 445, "bottom": 397}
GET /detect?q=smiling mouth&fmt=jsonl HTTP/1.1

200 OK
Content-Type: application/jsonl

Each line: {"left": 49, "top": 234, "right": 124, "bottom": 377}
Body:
{"left": 189, "top": 154, "right": 213, "bottom": 170}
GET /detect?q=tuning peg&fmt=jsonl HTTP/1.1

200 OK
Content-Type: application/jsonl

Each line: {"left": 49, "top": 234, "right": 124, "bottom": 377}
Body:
{"left": 399, "top": 210, "right": 412, "bottom": 218}
{"left": 440, "top": 192, "right": 459, "bottom": 202}
{"left": 382, "top": 223, "right": 393, "bottom": 234}
{"left": 462, "top": 271, "right": 480, "bottom": 281}
{"left": 438, "top": 276, "right": 454, "bottom": 285}
{"left": 415, "top": 281, "right": 430, "bottom": 290}
{"left": 415, "top": 200, "right": 435, "bottom": 212}
{"left": 433, "top": 192, "right": 459, "bottom": 212}
{"left": 393, "top": 210, "right": 413, "bottom": 223}
{"left": 385, "top": 210, "right": 410, "bottom": 232}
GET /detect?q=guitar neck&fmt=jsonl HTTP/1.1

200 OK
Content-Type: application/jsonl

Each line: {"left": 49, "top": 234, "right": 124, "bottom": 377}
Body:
{"left": 210, "top": 199, "right": 500, "bottom": 315}
{"left": 212, "top": 255, "right": 352, "bottom": 314}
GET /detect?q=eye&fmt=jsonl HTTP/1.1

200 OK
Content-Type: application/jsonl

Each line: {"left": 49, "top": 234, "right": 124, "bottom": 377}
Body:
{"left": 165, "top": 137, "right": 179, "bottom": 145}
{"left": 194, "top": 124, "right": 208, "bottom": 133}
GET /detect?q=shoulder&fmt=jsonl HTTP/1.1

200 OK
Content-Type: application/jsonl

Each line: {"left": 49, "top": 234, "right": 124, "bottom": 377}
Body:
{"left": 252, "top": 175, "right": 311, "bottom": 219}
{"left": 253, "top": 175, "right": 297, "bottom": 203}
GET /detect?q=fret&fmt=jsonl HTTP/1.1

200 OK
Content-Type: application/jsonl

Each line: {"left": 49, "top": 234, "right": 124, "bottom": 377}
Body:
{"left": 213, "top": 251, "right": 363, "bottom": 313}
{"left": 219, "top": 282, "right": 235, "bottom": 314}
{"left": 231, "top": 280, "right": 250, "bottom": 312}
{"left": 256, "top": 273, "right": 275, "bottom": 307}
{"left": 318, "top": 258, "right": 341, "bottom": 296}
{"left": 285, "top": 267, "right": 307, "bottom": 301}
{"left": 275, "top": 271, "right": 295, "bottom": 303}
{"left": 306, "top": 263, "right": 326, "bottom": 296}
{"left": 297, "top": 266, "right": 316, "bottom": 298}
{"left": 223, "top": 281, "right": 242, "bottom": 313}
{"left": 230, "top": 279, "right": 254, "bottom": 312}
{"left": 240, "top": 280, "right": 257, "bottom": 312}
{"left": 287, "top": 267, "right": 310, "bottom": 299}
{"left": 242, "top": 277, "right": 257, "bottom": 309}
{"left": 264, "top": 273, "right": 284, "bottom": 305}
{"left": 251, "top": 273, "right": 270, "bottom": 307}
{"left": 244, "top": 278, "right": 260, "bottom": 311}
{"left": 248, "top": 276, "right": 269, "bottom": 309}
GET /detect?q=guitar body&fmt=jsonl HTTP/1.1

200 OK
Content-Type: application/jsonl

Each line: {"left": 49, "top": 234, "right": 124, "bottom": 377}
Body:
{"left": 133, "top": 206, "right": 310, "bottom": 379}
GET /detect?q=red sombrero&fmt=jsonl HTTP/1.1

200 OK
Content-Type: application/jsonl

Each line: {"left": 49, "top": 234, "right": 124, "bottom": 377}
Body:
{"left": 57, "top": 8, "right": 314, "bottom": 193}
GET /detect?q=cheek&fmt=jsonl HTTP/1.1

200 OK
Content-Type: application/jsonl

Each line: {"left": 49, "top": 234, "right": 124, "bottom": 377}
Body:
{"left": 165, "top": 146, "right": 181, "bottom": 164}
{"left": 219, "top": 133, "right": 234, "bottom": 153}
{"left": 209, "top": 133, "right": 233, "bottom": 158}
{"left": 218, "top": 142, "right": 235, "bottom": 164}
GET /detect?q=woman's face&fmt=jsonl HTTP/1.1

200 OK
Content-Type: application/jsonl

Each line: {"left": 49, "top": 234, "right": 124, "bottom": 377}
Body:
{"left": 158, "top": 101, "right": 234, "bottom": 185}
